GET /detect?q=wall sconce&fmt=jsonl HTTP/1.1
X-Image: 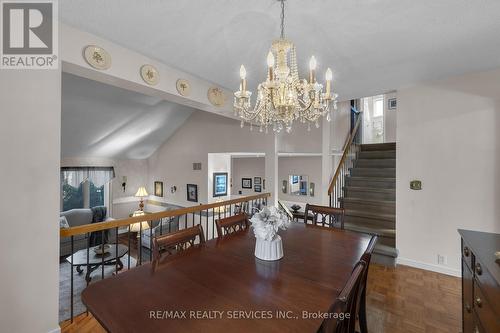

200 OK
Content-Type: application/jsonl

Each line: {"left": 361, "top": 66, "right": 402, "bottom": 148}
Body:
{"left": 170, "top": 185, "right": 177, "bottom": 194}
{"left": 282, "top": 180, "right": 287, "bottom": 194}
{"left": 309, "top": 182, "right": 315, "bottom": 197}
{"left": 121, "top": 176, "right": 127, "bottom": 192}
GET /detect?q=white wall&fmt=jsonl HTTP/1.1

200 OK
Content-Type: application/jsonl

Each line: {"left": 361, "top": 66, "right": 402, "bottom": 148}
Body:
{"left": 331, "top": 101, "right": 352, "bottom": 152}
{"left": 384, "top": 92, "right": 397, "bottom": 142}
{"left": 278, "top": 123, "right": 322, "bottom": 153}
{"left": 232, "top": 157, "right": 265, "bottom": 196}
{"left": 147, "top": 111, "right": 267, "bottom": 206}
{"left": 0, "top": 71, "right": 61, "bottom": 331}
{"left": 396, "top": 68, "right": 500, "bottom": 276}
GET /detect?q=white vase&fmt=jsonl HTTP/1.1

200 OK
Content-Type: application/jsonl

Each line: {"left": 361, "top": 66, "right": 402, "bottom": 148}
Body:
{"left": 254, "top": 235, "right": 283, "bottom": 261}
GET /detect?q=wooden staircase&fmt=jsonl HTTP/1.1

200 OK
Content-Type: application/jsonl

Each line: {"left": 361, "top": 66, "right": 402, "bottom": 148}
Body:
{"left": 341, "top": 142, "right": 398, "bottom": 266}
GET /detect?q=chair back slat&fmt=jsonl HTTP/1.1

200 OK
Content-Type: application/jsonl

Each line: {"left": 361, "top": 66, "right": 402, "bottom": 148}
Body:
{"left": 152, "top": 224, "right": 205, "bottom": 266}
{"left": 216, "top": 213, "right": 249, "bottom": 237}
{"left": 305, "top": 204, "right": 344, "bottom": 229}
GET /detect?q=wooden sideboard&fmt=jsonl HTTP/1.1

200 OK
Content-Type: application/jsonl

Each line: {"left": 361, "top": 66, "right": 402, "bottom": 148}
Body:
{"left": 458, "top": 229, "right": 500, "bottom": 333}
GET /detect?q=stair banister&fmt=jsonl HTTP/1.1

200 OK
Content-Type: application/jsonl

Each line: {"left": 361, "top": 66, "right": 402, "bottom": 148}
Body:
{"left": 328, "top": 114, "right": 362, "bottom": 208}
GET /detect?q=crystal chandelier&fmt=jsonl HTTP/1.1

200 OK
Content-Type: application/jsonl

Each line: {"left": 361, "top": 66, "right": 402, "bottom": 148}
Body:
{"left": 234, "top": 0, "right": 338, "bottom": 133}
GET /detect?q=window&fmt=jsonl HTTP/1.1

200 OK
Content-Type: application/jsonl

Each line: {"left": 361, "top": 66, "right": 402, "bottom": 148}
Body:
{"left": 62, "top": 182, "right": 84, "bottom": 211}
{"left": 90, "top": 182, "right": 105, "bottom": 207}
{"left": 373, "top": 98, "right": 384, "bottom": 117}
{"left": 61, "top": 167, "right": 114, "bottom": 212}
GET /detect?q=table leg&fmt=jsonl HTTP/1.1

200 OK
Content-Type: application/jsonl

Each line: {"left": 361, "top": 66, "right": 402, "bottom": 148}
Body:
{"left": 117, "top": 257, "right": 124, "bottom": 271}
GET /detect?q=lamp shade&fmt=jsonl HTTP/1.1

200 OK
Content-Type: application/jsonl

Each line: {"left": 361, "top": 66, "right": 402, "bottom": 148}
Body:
{"left": 130, "top": 210, "right": 150, "bottom": 232}
{"left": 135, "top": 186, "right": 148, "bottom": 197}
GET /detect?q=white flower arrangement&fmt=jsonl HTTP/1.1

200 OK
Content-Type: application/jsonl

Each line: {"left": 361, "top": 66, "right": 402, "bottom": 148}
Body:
{"left": 250, "top": 206, "right": 291, "bottom": 241}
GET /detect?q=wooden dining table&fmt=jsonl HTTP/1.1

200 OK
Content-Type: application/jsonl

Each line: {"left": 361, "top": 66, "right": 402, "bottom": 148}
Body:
{"left": 82, "top": 222, "right": 371, "bottom": 333}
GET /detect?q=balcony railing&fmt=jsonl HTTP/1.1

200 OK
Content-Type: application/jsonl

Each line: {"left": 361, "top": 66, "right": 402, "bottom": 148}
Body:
{"left": 59, "top": 193, "right": 270, "bottom": 324}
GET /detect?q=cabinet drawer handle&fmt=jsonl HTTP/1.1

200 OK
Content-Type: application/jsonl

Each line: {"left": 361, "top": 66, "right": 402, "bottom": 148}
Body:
{"left": 465, "top": 303, "right": 471, "bottom": 313}
{"left": 475, "top": 263, "right": 482, "bottom": 275}
{"left": 463, "top": 246, "right": 470, "bottom": 257}
{"left": 475, "top": 297, "right": 482, "bottom": 308}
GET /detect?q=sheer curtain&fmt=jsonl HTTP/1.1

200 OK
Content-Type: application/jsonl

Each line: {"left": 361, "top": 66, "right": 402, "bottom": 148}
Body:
{"left": 61, "top": 167, "right": 115, "bottom": 187}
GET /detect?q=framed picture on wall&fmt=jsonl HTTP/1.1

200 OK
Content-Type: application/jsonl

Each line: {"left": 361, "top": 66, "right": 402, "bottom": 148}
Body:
{"left": 254, "top": 177, "right": 262, "bottom": 185}
{"left": 254, "top": 184, "right": 262, "bottom": 192}
{"left": 242, "top": 178, "right": 252, "bottom": 189}
{"left": 154, "top": 181, "right": 163, "bottom": 197}
{"left": 213, "top": 172, "right": 228, "bottom": 197}
{"left": 388, "top": 98, "right": 397, "bottom": 110}
{"left": 187, "top": 184, "right": 198, "bottom": 202}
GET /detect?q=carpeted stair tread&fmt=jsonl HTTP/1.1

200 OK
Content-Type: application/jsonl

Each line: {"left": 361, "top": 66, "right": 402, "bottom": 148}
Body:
{"left": 346, "top": 176, "right": 396, "bottom": 182}
{"left": 343, "top": 222, "right": 396, "bottom": 238}
{"left": 360, "top": 142, "right": 396, "bottom": 151}
{"left": 349, "top": 167, "right": 396, "bottom": 177}
{"left": 339, "top": 197, "right": 396, "bottom": 206}
{"left": 373, "top": 244, "right": 399, "bottom": 258}
{"left": 358, "top": 150, "right": 396, "bottom": 159}
{"left": 355, "top": 158, "right": 396, "bottom": 168}
{"left": 343, "top": 186, "right": 395, "bottom": 193}
{"left": 344, "top": 209, "right": 395, "bottom": 222}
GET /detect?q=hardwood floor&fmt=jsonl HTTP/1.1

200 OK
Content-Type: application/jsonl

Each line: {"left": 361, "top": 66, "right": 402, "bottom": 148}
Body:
{"left": 366, "top": 264, "right": 461, "bottom": 333}
{"left": 60, "top": 264, "right": 461, "bottom": 333}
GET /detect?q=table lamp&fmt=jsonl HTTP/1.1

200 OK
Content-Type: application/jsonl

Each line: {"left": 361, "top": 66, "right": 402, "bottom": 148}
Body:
{"left": 130, "top": 210, "right": 150, "bottom": 233}
{"left": 135, "top": 186, "right": 148, "bottom": 211}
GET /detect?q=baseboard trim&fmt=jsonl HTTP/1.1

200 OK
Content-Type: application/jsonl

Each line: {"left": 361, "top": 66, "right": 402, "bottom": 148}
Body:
{"left": 397, "top": 257, "right": 461, "bottom": 277}
{"left": 48, "top": 327, "right": 61, "bottom": 333}
{"left": 113, "top": 196, "right": 139, "bottom": 204}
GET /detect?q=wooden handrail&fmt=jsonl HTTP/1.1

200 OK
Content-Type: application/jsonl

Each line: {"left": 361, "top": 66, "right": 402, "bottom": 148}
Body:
{"left": 327, "top": 115, "right": 362, "bottom": 194}
{"left": 60, "top": 193, "right": 270, "bottom": 238}
{"left": 278, "top": 200, "right": 293, "bottom": 220}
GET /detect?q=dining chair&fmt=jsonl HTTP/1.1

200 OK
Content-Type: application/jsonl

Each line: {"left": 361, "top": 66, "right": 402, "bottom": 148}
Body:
{"left": 216, "top": 213, "right": 249, "bottom": 237}
{"left": 356, "top": 235, "right": 378, "bottom": 333}
{"left": 304, "top": 204, "right": 344, "bottom": 229}
{"left": 320, "top": 261, "right": 366, "bottom": 333}
{"left": 318, "top": 299, "right": 349, "bottom": 333}
{"left": 152, "top": 224, "right": 205, "bottom": 267}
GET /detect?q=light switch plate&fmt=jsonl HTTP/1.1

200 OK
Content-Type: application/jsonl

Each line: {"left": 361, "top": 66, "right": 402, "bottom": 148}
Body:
{"left": 410, "top": 180, "right": 422, "bottom": 190}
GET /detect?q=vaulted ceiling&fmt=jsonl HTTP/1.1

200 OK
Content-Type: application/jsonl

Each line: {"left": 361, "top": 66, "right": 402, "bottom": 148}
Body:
{"left": 62, "top": 73, "right": 194, "bottom": 159}
{"left": 60, "top": 0, "right": 500, "bottom": 100}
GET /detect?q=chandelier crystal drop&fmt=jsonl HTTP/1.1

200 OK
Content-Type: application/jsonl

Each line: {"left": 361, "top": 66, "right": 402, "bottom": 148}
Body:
{"left": 234, "top": 0, "right": 338, "bottom": 133}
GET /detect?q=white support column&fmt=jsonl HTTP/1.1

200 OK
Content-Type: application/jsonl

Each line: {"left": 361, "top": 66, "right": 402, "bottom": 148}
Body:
{"left": 264, "top": 133, "right": 279, "bottom": 206}
{"left": 321, "top": 118, "right": 332, "bottom": 206}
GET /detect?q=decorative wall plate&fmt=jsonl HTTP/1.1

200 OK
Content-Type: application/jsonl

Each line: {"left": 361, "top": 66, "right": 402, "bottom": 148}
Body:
{"left": 207, "top": 87, "right": 226, "bottom": 107}
{"left": 83, "top": 45, "right": 111, "bottom": 70}
{"left": 176, "top": 79, "right": 191, "bottom": 96}
{"left": 140, "top": 64, "right": 159, "bottom": 85}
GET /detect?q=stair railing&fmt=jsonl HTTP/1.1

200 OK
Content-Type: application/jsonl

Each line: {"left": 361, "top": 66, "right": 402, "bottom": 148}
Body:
{"left": 278, "top": 200, "right": 293, "bottom": 220}
{"left": 328, "top": 113, "right": 362, "bottom": 208}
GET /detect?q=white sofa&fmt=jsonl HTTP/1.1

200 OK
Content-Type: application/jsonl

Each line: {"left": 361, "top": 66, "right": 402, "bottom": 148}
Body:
{"left": 139, "top": 204, "right": 182, "bottom": 249}
{"left": 59, "top": 207, "right": 115, "bottom": 257}
{"left": 140, "top": 216, "right": 180, "bottom": 249}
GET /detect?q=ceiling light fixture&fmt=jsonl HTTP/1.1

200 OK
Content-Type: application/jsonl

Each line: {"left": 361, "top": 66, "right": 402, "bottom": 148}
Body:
{"left": 234, "top": 0, "right": 338, "bottom": 133}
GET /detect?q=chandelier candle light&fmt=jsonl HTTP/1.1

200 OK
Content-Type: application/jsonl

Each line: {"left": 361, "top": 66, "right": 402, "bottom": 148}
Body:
{"left": 234, "top": 0, "right": 338, "bottom": 133}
